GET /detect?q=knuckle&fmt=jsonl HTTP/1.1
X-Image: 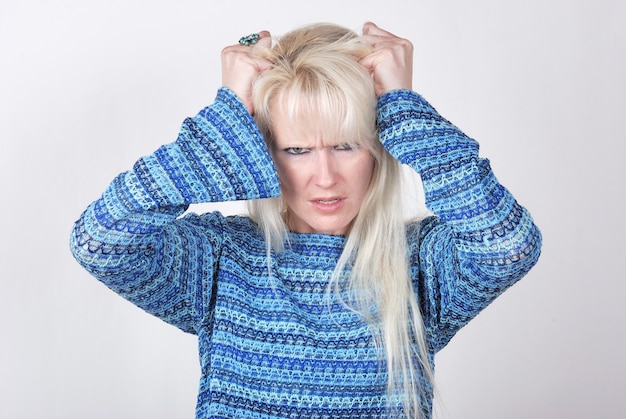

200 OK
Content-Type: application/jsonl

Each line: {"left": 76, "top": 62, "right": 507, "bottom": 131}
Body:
{"left": 221, "top": 45, "right": 240, "bottom": 56}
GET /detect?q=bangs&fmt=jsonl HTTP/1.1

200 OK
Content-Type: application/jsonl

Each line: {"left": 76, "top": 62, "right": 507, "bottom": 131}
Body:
{"left": 252, "top": 22, "right": 379, "bottom": 155}
{"left": 275, "top": 78, "right": 377, "bottom": 149}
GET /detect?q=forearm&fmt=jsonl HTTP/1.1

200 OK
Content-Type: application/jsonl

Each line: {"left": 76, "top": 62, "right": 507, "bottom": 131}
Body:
{"left": 69, "top": 87, "right": 280, "bottom": 331}
{"left": 74, "top": 86, "right": 279, "bottom": 244}
{"left": 378, "top": 89, "right": 541, "bottom": 279}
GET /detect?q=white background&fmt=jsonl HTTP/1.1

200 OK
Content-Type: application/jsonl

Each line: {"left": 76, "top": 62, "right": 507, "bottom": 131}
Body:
{"left": 1, "top": 0, "right": 624, "bottom": 418}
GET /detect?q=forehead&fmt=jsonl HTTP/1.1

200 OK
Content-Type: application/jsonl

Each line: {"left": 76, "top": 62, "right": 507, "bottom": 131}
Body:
{"left": 269, "top": 94, "right": 358, "bottom": 146}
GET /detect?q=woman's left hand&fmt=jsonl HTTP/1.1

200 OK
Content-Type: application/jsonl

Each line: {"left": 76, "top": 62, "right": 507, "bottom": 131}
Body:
{"left": 360, "top": 22, "right": 413, "bottom": 96}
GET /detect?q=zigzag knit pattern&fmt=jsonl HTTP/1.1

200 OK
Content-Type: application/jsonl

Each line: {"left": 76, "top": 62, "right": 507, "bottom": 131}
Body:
{"left": 70, "top": 87, "right": 542, "bottom": 418}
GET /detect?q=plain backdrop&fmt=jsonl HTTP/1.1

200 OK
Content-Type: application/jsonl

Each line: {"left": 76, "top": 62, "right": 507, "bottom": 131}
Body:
{"left": 1, "top": 1, "right": 624, "bottom": 418}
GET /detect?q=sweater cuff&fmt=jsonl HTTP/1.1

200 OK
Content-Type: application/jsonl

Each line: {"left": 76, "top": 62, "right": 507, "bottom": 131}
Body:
{"left": 185, "top": 87, "right": 281, "bottom": 201}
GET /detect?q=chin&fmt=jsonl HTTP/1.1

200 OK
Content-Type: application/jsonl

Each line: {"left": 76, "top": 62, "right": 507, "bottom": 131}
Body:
{"left": 312, "top": 224, "right": 350, "bottom": 236}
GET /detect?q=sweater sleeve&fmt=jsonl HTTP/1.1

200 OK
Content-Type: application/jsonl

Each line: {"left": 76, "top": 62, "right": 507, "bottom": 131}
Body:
{"left": 377, "top": 89, "right": 542, "bottom": 352}
{"left": 69, "top": 87, "right": 281, "bottom": 334}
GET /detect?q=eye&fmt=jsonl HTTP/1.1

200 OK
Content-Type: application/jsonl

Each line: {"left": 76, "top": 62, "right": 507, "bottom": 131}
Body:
{"left": 284, "top": 147, "right": 309, "bottom": 155}
{"left": 334, "top": 143, "right": 357, "bottom": 151}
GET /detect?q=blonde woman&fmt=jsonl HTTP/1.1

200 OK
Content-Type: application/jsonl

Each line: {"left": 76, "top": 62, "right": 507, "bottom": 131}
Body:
{"left": 70, "top": 22, "right": 542, "bottom": 418}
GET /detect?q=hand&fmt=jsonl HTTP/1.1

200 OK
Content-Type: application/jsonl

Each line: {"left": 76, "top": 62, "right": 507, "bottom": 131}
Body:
{"left": 221, "top": 31, "right": 273, "bottom": 114}
{"left": 359, "top": 22, "right": 413, "bottom": 96}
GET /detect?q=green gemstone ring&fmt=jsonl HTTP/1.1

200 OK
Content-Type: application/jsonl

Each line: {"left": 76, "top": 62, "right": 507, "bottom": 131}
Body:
{"left": 239, "top": 33, "right": 260, "bottom": 46}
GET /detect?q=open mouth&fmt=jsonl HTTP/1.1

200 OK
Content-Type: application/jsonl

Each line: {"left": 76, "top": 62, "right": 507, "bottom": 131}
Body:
{"left": 310, "top": 198, "right": 345, "bottom": 212}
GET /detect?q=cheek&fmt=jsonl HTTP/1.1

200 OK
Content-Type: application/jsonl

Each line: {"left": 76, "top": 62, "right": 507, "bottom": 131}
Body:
{"left": 273, "top": 158, "right": 302, "bottom": 193}
{"left": 354, "top": 157, "right": 375, "bottom": 192}
{"left": 270, "top": 150, "right": 286, "bottom": 183}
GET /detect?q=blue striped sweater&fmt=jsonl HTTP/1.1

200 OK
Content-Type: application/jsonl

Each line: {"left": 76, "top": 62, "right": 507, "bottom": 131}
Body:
{"left": 70, "top": 87, "right": 542, "bottom": 418}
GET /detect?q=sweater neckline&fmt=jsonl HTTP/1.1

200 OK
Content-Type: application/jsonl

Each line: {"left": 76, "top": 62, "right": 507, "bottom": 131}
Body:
{"left": 283, "top": 232, "right": 346, "bottom": 258}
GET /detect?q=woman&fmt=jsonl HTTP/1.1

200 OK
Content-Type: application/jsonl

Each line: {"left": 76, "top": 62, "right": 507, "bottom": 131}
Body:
{"left": 70, "top": 22, "right": 542, "bottom": 418}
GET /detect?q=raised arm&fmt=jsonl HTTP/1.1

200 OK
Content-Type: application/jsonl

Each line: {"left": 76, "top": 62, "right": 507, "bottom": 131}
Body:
{"left": 363, "top": 22, "right": 541, "bottom": 350}
{"left": 378, "top": 89, "right": 541, "bottom": 348}
{"left": 70, "top": 87, "right": 280, "bottom": 333}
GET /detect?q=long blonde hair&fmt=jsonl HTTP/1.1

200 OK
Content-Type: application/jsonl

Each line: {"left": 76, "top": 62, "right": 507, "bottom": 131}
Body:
{"left": 247, "top": 23, "right": 434, "bottom": 417}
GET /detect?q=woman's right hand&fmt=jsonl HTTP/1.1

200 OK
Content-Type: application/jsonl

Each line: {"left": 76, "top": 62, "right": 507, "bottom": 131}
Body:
{"left": 221, "top": 30, "right": 273, "bottom": 115}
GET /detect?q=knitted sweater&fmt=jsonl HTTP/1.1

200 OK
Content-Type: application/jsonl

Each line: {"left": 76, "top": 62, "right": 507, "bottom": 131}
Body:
{"left": 70, "top": 87, "right": 542, "bottom": 418}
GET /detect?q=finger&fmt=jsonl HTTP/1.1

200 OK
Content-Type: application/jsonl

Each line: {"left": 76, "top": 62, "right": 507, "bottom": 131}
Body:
{"left": 251, "top": 31, "right": 272, "bottom": 61}
{"left": 362, "top": 21, "right": 398, "bottom": 38}
{"left": 361, "top": 27, "right": 403, "bottom": 53}
{"left": 254, "top": 56, "right": 273, "bottom": 73}
{"left": 246, "top": 31, "right": 272, "bottom": 73}
{"left": 358, "top": 49, "right": 386, "bottom": 73}
{"left": 253, "top": 30, "right": 271, "bottom": 48}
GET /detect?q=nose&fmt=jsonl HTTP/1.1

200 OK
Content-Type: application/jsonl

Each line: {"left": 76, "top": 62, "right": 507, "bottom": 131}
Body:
{"left": 313, "top": 149, "right": 338, "bottom": 188}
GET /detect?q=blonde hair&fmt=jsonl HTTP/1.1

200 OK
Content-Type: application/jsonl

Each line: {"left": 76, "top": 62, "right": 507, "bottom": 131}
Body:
{"left": 247, "top": 23, "right": 434, "bottom": 417}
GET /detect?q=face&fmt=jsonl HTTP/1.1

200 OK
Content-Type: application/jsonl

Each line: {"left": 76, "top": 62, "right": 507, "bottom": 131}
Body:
{"left": 269, "top": 103, "right": 375, "bottom": 236}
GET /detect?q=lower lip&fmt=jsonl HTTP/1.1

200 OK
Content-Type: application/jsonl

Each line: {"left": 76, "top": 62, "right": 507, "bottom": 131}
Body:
{"left": 310, "top": 199, "right": 345, "bottom": 213}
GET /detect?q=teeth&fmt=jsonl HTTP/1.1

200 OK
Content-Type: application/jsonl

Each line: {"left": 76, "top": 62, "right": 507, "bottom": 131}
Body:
{"left": 318, "top": 199, "right": 339, "bottom": 204}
